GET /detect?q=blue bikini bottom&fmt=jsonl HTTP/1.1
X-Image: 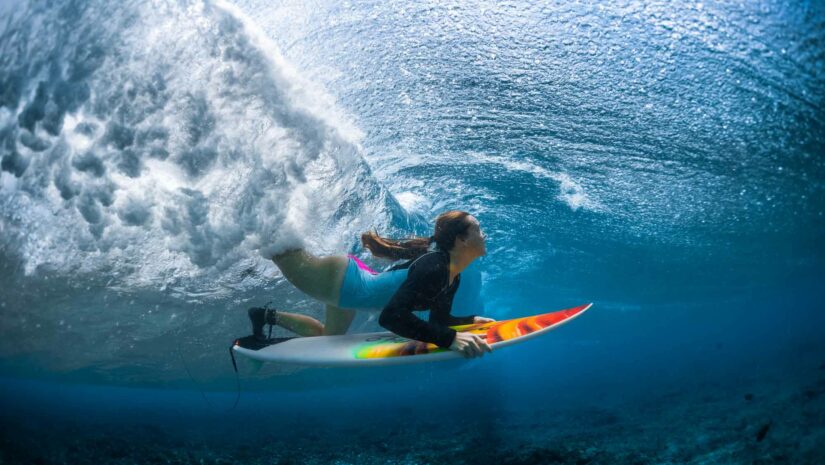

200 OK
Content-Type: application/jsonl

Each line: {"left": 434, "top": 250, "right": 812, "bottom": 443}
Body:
{"left": 337, "top": 255, "right": 408, "bottom": 310}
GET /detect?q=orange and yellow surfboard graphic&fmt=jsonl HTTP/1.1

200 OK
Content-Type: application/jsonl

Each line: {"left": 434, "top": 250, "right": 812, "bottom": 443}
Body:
{"left": 353, "top": 303, "right": 591, "bottom": 359}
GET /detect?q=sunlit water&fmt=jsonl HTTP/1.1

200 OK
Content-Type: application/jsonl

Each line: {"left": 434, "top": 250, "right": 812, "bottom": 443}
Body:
{"left": 1, "top": 0, "right": 823, "bottom": 463}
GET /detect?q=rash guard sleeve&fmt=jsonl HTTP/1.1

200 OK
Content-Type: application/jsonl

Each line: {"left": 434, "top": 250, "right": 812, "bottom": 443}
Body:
{"left": 431, "top": 311, "right": 476, "bottom": 327}
{"left": 378, "top": 254, "right": 459, "bottom": 349}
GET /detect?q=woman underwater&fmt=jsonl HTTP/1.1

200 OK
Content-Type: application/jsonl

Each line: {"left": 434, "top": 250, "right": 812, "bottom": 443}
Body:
{"left": 249, "top": 210, "right": 495, "bottom": 359}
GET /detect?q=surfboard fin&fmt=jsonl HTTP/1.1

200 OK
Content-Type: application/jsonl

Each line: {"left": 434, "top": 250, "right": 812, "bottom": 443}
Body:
{"left": 248, "top": 359, "right": 265, "bottom": 374}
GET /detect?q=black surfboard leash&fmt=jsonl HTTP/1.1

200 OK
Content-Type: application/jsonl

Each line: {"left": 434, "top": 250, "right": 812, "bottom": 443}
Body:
{"left": 174, "top": 326, "right": 242, "bottom": 413}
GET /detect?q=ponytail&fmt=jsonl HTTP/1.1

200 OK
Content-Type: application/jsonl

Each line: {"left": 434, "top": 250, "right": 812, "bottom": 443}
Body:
{"left": 361, "top": 210, "right": 472, "bottom": 261}
{"left": 361, "top": 230, "right": 431, "bottom": 260}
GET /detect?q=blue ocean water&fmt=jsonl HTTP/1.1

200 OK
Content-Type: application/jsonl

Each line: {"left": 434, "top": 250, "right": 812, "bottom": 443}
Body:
{"left": 1, "top": 0, "right": 824, "bottom": 463}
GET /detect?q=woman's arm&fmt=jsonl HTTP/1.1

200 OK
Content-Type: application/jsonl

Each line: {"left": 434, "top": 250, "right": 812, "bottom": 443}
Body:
{"left": 431, "top": 311, "right": 477, "bottom": 327}
{"left": 378, "top": 257, "right": 457, "bottom": 348}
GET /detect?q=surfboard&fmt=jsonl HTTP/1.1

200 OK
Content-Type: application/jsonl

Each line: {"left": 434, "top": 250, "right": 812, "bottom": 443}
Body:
{"left": 232, "top": 303, "right": 592, "bottom": 367}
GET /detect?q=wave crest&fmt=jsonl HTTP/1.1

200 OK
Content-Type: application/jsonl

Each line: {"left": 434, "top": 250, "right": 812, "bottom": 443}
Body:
{"left": 0, "top": 0, "right": 396, "bottom": 291}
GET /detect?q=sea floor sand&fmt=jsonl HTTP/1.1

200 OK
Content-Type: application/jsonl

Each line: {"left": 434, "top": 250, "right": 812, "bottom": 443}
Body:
{"left": 1, "top": 361, "right": 823, "bottom": 465}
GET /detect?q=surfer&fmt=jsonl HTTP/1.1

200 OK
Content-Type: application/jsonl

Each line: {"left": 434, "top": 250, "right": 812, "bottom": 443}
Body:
{"left": 250, "top": 210, "right": 495, "bottom": 359}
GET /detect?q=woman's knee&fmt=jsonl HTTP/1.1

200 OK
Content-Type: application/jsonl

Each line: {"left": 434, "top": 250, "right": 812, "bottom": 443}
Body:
{"left": 323, "top": 305, "right": 355, "bottom": 336}
{"left": 271, "top": 248, "right": 306, "bottom": 268}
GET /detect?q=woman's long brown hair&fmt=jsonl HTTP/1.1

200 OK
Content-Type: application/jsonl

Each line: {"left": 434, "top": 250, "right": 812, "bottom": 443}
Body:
{"left": 361, "top": 210, "right": 472, "bottom": 260}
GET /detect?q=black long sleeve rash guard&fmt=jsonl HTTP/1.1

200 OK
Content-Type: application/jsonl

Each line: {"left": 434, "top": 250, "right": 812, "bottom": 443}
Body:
{"left": 378, "top": 250, "right": 477, "bottom": 348}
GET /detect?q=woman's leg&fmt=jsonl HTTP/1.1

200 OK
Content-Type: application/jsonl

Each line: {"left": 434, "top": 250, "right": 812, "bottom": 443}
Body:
{"left": 269, "top": 306, "right": 353, "bottom": 337}
{"left": 271, "top": 248, "right": 348, "bottom": 306}
{"left": 274, "top": 311, "right": 324, "bottom": 337}
{"left": 268, "top": 248, "right": 352, "bottom": 336}
{"left": 323, "top": 304, "right": 356, "bottom": 336}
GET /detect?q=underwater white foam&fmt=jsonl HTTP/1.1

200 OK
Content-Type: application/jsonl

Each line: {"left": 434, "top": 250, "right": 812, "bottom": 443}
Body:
{"left": 463, "top": 151, "right": 604, "bottom": 213}
{"left": 0, "top": 0, "right": 396, "bottom": 291}
{"left": 394, "top": 191, "right": 429, "bottom": 213}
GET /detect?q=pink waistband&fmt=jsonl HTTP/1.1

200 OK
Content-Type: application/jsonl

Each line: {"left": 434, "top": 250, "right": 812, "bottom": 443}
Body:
{"left": 347, "top": 254, "right": 379, "bottom": 275}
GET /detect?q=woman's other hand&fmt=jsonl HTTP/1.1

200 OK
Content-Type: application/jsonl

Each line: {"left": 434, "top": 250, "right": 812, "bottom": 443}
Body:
{"left": 449, "top": 332, "right": 492, "bottom": 358}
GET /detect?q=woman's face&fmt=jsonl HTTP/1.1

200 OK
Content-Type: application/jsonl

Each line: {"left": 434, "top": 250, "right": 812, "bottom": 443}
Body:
{"left": 460, "top": 215, "right": 487, "bottom": 257}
